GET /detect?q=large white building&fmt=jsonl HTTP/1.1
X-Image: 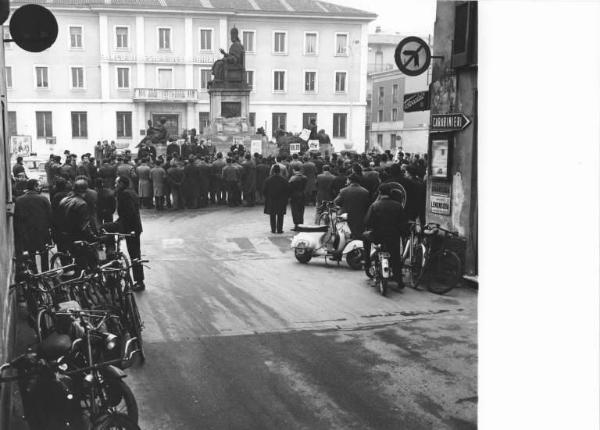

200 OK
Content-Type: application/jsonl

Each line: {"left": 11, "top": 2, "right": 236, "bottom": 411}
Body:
{"left": 4, "top": 0, "right": 376, "bottom": 156}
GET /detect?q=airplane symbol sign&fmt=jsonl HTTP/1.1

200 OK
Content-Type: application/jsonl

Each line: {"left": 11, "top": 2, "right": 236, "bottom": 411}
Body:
{"left": 395, "top": 36, "right": 431, "bottom": 77}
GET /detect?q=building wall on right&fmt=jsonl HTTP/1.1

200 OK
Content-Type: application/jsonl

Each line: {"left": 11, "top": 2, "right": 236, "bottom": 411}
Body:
{"left": 426, "top": 0, "right": 478, "bottom": 276}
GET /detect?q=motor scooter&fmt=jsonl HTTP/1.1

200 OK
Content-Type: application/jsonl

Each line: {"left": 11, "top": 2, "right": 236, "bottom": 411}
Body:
{"left": 290, "top": 201, "right": 364, "bottom": 269}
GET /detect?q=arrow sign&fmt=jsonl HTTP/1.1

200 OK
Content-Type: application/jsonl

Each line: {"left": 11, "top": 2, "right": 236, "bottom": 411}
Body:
{"left": 431, "top": 113, "right": 471, "bottom": 131}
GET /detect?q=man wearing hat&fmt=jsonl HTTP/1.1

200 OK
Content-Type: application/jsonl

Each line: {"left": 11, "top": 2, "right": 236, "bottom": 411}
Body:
{"left": 364, "top": 182, "right": 409, "bottom": 287}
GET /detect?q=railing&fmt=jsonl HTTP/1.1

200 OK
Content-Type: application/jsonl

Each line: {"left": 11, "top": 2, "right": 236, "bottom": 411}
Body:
{"left": 133, "top": 88, "right": 199, "bottom": 102}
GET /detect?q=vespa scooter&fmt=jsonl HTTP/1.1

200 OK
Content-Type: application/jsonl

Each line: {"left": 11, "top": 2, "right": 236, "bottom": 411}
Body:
{"left": 290, "top": 201, "right": 364, "bottom": 269}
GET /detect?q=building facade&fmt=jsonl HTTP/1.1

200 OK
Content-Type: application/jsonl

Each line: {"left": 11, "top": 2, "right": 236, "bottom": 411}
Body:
{"left": 369, "top": 69, "right": 429, "bottom": 154}
{"left": 5, "top": 0, "right": 376, "bottom": 157}
{"left": 426, "top": 0, "right": 477, "bottom": 276}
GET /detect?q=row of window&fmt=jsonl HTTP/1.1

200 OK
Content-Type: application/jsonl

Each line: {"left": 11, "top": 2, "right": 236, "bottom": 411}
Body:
{"left": 19, "top": 111, "right": 133, "bottom": 139}
{"left": 9, "top": 110, "right": 348, "bottom": 140}
{"left": 378, "top": 84, "right": 401, "bottom": 105}
{"left": 58, "top": 25, "right": 350, "bottom": 56}
{"left": 375, "top": 108, "right": 400, "bottom": 122}
{"left": 7, "top": 66, "right": 349, "bottom": 94}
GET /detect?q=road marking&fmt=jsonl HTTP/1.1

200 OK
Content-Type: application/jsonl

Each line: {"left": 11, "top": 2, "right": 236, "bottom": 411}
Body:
{"left": 161, "top": 238, "right": 184, "bottom": 248}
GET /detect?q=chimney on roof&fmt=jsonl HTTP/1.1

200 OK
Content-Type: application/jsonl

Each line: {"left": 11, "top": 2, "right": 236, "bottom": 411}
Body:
{"left": 375, "top": 26, "right": 381, "bottom": 33}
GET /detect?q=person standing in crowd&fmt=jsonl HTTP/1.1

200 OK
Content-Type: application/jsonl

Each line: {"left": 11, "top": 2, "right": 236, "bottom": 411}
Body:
{"left": 115, "top": 176, "right": 145, "bottom": 291}
{"left": 197, "top": 156, "right": 211, "bottom": 208}
{"left": 167, "top": 160, "right": 185, "bottom": 210}
{"left": 241, "top": 153, "right": 257, "bottom": 207}
{"left": 60, "top": 155, "right": 75, "bottom": 181}
{"left": 99, "top": 157, "right": 116, "bottom": 189}
{"left": 50, "top": 177, "right": 69, "bottom": 257}
{"left": 331, "top": 164, "right": 348, "bottom": 199}
{"left": 211, "top": 152, "right": 226, "bottom": 205}
{"left": 95, "top": 178, "right": 116, "bottom": 224}
{"left": 315, "top": 165, "right": 335, "bottom": 206}
{"left": 12, "top": 156, "right": 26, "bottom": 179}
{"left": 222, "top": 158, "right": 241, "bottom": 207}
{"left": 167, "top": 139, "right": 181, "bottom": 158}
{"left": 136, "top": 157, "right": 153, "bottom": 209}
{"left": 162, "top": 158, "right": 172, "bottom": 209}
{"left": 270, "top": 156, "right": 288, "bottom": 179}
{"left": 364, "top": 183, "right": 409, "bottom": 287}
{"left": 78, "top": 176, "right": 99, "bottom": 235}
{"left": 362, "top": 162, "right": 381, "bottom": 202}
{"left": 263, "top": 164, "right": 289, "bottom": 234}
{"left": 94, "top": 141, "right": 103, "bottom": 162}
{"left": 255, "top": 155, "right": 269, "bottom": 204}
{"left": 288, "top": 164, "right": 307, "bottom": 231}
{"left": 116, "top": 157, "right": 134, "bottom": 190}
{"left": 183, "top": 156, "right": 199, "bottom": 209}
{"left": 404, "top": 165, "right": 427, "bottom": 225}
{"left": 334, "top": 173, "right": 371, "bottom": 239}
{"left": 14, "top": 179, "right": 52, "bottom": 272}
{"left": 150, "top": 159, "right": 167, "bottom": 211}
{"left": 289, "top": 153, "right": 302, "bottom": 173}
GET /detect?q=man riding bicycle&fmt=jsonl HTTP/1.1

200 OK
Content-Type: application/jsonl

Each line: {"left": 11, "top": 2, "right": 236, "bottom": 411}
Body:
{"left": 363, "top": 183, "right": 409, "bottom": 288}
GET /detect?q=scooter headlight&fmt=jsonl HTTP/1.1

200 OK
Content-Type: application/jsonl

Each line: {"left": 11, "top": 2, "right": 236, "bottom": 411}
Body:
{"left": 105, "top": 333, "right": 118, "bottom": 351}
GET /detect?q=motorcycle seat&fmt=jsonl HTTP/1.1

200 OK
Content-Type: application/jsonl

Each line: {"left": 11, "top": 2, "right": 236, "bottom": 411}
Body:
{"left": 38, "top": 333, "right": 72, "bottom": 360}
{"left": 296, "top": 225, "right": 329, "bottom": 233}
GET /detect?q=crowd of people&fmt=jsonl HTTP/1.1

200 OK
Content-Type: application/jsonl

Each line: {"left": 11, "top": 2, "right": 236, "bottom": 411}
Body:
{"left": 11, "top": 138, "right": 428, "bottom": 288}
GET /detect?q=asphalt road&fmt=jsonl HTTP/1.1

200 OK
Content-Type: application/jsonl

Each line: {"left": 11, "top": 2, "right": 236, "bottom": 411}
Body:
{"left": 121, "top": 205, "right": 477, "bottom": 430}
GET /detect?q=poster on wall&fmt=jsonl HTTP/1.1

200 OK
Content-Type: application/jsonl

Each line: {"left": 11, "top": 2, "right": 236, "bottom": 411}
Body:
{"left": 10, "top": 135, "right": 32, "bottom": 158}
{"left": 431, "top": 139, "right": 449, "bottom": 178}
{"left": 430, "top": 195, "right": 451, "bottom": 216}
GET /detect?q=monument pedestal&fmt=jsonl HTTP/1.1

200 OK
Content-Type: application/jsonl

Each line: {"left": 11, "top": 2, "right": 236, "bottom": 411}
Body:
{"left": 208, "top": 84, "right": 250, "bottom": 121}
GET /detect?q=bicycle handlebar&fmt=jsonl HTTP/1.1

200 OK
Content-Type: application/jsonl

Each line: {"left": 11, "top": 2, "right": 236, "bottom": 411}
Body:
{"left": 99, "top": 230, "right": 136, "bottom": 239}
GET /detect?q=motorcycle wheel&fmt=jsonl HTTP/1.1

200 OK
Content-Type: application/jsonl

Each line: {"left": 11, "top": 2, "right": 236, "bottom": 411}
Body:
{"left": 345, "top": 249, "right": 364, "bottom": 270}
{"left": 99, "top": 378, "right": 139, "bottom": 424}
{"left": 376, "top": 277, "right": 388, "bottom": 296}
{"left": 294, "top": 248, "right": 312, "bottom": 264}
{"left": 93, "top": 412, "right": 141, "bottom": 430}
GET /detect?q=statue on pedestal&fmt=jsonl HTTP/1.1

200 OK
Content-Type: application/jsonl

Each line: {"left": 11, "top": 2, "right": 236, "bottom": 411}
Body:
{"left": 210, "top": 27, "right": 245, "bottom": 85}
{"left": 142, "top": 118, "right": 169, "bottom": 145}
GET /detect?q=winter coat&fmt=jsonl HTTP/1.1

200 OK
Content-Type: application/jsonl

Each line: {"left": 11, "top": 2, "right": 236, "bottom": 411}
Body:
{"left": 334, "top": 183, "right": 371, "bottom": 238}
{"left": 150, "top": 166, "right": 167, "bottom": 197}
{"left": 136, "top": 164, "right": 153, "bottom": 198}
{"left": 301, "top": 161, "right": 317, "bottom": 194}
{"left": 241, "top": 159, "right": 257, "bottom": 193}
{"left": 315, "top": 171, "right": 335, "bottom": 203}
{"left": 116, "top": 188, "right": 142, "bottom": 234}
{"left": 263, "top": 174, "right": 289, "bottom": 215}
{"left": 14, "top": 191, "right": 52, "bottom": 252}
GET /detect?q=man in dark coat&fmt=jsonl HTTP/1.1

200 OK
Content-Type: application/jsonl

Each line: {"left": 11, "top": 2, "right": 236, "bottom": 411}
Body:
{"left": 262, "top": 164, "right": 289, "bottom": 234}
{"left": 12, "top": 156, "right": 26, "bottom": 178}
{"left": 331, "top": 167, "right": 348, "bottom": 199}
{"left": 14, "top": 179, "right": 52, "bottom": 272}
{"left": 240, "top": 153, "right": 257, "bottom": 207}
{"left": 98, "top": 158, "right": 117, "bottom": 189}
{"left": 364, "top": 183, "right": 409, "bottom": 287}
{"left": 183, "top": 157, "right": 199, "bottom": 209}
{"left": 301, "top": 156, "right": 317, "bottom": 206}
{"left": 167, "top": 161, "right": 186, "bottom": 210}
{"left": 95, "top": 178, "right": 116, "bottom": 223}
{"left": 315, "top": 165, "right": 336, "bottom": 206}
{"left": 115, "top": 176, "right": 145, "bottom": 291}
{"left": 196, "top": 157, "right": 211, "bottom": 208}
{"left": 334, "top": 174, "right": 371, "bottom": 239}
{"left": 167, "top": 140, "right": 181, "bottom": 158}
{"left": 288, "top": 165, "right": 307, "bottom": 230}
{"left": 362, "top": 163, "right": 381, "bottom": 202}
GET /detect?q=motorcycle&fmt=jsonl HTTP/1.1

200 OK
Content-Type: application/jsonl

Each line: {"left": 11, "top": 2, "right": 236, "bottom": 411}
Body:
{"left": 290, "top": 201, "right": 364, "bottom": 269}
{"left": 363, "top": 230, "right": 394, "bottom": 296}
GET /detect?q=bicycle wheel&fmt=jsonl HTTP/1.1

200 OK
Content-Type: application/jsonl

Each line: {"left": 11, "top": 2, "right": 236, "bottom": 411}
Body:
{"left": 96, "top": 378, "right": 139, "bottom": 424}
{"left": 126, "top": 294, "right": 145, "bottom": 363}
{"left": 376, "top": 276, "right": 388, "bottom": 296}
{"left": 36, "top": 308, "right": 55, "bottom": 340}
{"left": 118, "top": 254, "right": 134, "bottom": 291}
{"left": 409, "top": 243, "right": 426, "bottom": 286}
{"left": 421, "top": 249, "right": 462, "bottom": 295}
{"left": 93, "top": 413, "right": 141, "bottom": 430}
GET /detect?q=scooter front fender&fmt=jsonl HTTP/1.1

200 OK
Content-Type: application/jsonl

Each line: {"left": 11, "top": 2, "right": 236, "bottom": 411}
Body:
{"left": 342, "top": 240, "right": 364, "bottom": 255}
{"left": 101, "top": 364, "right": 126, "bottom": 380}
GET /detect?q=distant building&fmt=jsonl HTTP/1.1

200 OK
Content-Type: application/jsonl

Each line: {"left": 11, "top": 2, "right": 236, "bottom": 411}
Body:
{"left": 5, "top": 0, "right": 376, "bottom": 156}
{"left": 365, "top": 28, "right": 431, "bottom": 151}
{"left": 369, "top": 69, "right": 429, "bottom": 154}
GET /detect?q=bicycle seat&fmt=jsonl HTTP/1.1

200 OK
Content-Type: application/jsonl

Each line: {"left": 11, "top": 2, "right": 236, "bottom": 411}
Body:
{"left": 296, "top": 225, "right": 329, "bottom": 233}
{"left": 423, "top": 228, "right": 438, "bottom": 236}
{"left": 38, "top": 333, "right": 72, "bottom": 360}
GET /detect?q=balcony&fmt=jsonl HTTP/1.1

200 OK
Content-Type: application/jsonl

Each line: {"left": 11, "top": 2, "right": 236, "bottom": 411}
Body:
{"left": 133, "top": 88, "right": 199, "bottom": 102}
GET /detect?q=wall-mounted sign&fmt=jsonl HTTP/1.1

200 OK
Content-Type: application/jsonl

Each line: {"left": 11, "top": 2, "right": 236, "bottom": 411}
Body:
{"left": 431, "top": 179, "right": 451, "bottom": 197}
{"left": 403, "top": 91, "right": 430, "bottom": 112}
{"left": 430, "top": 195, "right": 451, "bottom": 216}
{"left": 395, "top": 36, "right": 431, "bottom": 76}
{"left": 45, "top": 136, "right": 56, "bottom": 146}
{"left": 431, "top": 139, "right": 449, "bottom": 178}
{"left": 431, "top": 113, "right": 471, "bottom": 131}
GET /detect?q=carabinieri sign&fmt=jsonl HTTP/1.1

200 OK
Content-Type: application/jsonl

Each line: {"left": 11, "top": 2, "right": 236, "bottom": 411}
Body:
{"left": 431, "top": 113, "right": 471, "bottom": 131}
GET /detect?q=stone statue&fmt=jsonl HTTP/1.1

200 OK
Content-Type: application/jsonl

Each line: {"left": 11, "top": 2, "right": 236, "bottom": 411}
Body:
{"left": 211, "top": 27, "right": 245, "bottom": 84}
{"left": 143, "top": 117, "right": 168, "bottom": 145}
